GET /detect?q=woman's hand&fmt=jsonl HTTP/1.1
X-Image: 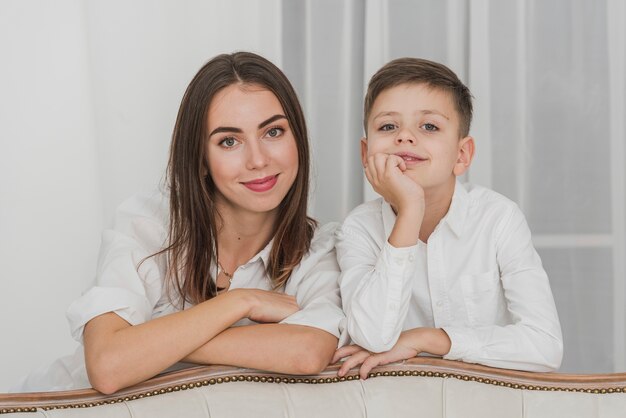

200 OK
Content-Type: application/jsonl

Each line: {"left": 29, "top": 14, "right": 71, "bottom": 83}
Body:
{"left": 237, "top": 289, "right": 300, "bottom": 323}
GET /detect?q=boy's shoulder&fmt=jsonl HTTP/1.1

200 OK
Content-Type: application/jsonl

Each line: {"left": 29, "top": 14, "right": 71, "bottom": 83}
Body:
{"left": 338, "top": 198, "right": 387, "bottom": 237}
{"left": 459, "top": 182, "right": 524, "bottom": 227}
{"left": 462, "top": 183, "right": 518, "bottom": 209}
{"left": 342, "top": 198, "right": 385, "bottom": 225}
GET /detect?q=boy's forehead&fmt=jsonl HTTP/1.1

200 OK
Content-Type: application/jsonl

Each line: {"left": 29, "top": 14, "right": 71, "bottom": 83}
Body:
{"left": 369, "top": 82, "right": 456, "bottom": 118}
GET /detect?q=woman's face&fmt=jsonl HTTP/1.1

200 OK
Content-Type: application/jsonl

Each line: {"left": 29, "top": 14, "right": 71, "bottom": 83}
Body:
{"left": 205, "top": 83, "right": 299, "bottom": 218}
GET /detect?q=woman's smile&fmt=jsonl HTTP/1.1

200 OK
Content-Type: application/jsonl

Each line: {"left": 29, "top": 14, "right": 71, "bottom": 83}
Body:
{"left": 241, "top": 174, "right": 279, "bottom": 192}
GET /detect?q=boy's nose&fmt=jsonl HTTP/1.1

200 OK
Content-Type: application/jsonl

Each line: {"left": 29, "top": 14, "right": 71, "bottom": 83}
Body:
{"left": 395, "top": 134, "right": 415, "bottom": 145}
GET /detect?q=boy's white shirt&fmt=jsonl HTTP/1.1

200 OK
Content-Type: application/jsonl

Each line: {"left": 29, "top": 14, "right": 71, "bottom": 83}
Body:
{"left": 337, "top": 180, "right": 563, "bottom": 372}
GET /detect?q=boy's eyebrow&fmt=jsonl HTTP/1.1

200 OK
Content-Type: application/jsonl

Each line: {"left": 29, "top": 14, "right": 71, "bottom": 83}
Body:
{"left": 208, "top": 114, "right": 286, "bottom": 138}
{"left": 372, "top": 110, "right": 450, "bottom": 120}
{"left": 421, "top": 109, "right": 450, "bottom": 120}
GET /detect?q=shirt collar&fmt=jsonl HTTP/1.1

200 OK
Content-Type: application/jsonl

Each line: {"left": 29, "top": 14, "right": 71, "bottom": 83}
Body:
{"left": 381, "top": 179, "right": 470, "bottom": 240}
{"left": 443, "top": 179, "right": 470, "bottom": 238}
{"left": 248, "top": 238, "right": 273, "bottom": 268}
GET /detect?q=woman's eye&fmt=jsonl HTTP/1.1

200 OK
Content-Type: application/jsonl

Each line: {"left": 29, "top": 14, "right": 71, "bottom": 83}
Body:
{"left": 266, "top": 127, "right": 284, "bottom": 138}
{"left": 422, "top": 123, "right": 438, "bottom": 132}
{"left": 220, "top": 137, "right": 238, "bottom": 148}
{"left": 380, "top": 123, "right": 396, "bottom": 132}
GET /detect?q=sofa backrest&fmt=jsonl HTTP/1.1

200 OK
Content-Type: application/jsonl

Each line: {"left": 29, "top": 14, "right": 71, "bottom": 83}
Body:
{"left": 2, "top": 358, "right": 625, "bottom": 417}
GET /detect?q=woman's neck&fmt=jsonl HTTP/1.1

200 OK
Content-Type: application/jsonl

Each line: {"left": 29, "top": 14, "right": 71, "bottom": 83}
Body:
{"left": 215, "top": 205, "right": 278, "bottom": 269}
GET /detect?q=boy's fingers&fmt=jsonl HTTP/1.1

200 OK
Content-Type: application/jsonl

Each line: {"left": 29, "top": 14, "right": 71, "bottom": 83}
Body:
{"left": 337, "top": 350, "right": 370, "bottom": 377}
{"left": 332, "top": 345, "right": 362, "bottom": 363}
{"left": 359, "top": 355, "right": 382, "bottom": 379}
{"left": 372, "top": 154, "right": 388, "bottom": 182}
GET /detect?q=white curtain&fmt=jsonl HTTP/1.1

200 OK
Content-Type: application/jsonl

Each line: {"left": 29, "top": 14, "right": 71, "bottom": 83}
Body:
{"left": 1, "top": 0, "right": 624, "bottom": 391}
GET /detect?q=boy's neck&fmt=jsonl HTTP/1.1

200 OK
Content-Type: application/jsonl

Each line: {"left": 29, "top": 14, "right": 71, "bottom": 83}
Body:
{"left": 420, "top": 178, "right": 457, "bottom": 243}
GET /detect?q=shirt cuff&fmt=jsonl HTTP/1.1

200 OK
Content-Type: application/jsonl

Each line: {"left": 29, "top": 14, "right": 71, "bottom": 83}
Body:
{"left": 376, "top": 242, "right": 419, "bottom": 344}
{"left": 66, "top": 286, "right": 153, "bottom": 342}
{"left": 280, "top": 297, "right": 346, "bottom": 340}
{"left": 441, "top": 326, "right": 480, "bottom": 361}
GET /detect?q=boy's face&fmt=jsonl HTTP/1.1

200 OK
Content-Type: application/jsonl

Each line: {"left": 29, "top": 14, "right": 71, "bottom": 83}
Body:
{"left": 362, "top": 82, "right": 474, "bottom": 193}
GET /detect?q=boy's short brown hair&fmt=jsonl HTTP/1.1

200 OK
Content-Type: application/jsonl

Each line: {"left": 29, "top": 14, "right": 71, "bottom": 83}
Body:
{"left": 364, "top": 57, "right": 473, "bottom": 137}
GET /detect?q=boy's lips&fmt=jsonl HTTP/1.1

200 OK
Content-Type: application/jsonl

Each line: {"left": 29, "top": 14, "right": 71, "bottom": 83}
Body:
{"left": 394, "top": 152, "right": 427, "bottom": 164}
{"left": 241, "top": 175, "right": 279, "bottom": 192}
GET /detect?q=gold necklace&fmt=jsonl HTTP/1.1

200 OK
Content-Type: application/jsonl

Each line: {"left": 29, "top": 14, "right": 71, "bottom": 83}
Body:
{"left": 217, "top": 261, "right": 233, "bottom": 284}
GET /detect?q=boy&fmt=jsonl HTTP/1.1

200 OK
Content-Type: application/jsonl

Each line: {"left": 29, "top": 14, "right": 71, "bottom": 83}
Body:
{"left": 334, "top": 58, "right": 563, "bottom": 379}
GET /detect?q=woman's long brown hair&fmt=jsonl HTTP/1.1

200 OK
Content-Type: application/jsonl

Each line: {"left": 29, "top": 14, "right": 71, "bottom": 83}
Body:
{"left": 162, "top": 52, "right": 315, "bottom": 306}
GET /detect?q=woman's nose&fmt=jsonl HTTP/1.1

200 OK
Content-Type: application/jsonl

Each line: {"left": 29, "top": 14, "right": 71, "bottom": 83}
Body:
{"left": 246, "top": 140, "right": 270, "bottom": 170}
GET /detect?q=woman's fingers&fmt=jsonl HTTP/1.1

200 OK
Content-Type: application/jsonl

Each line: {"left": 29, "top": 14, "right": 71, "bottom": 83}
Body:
{"left": 246, "top": 290, "right": 300, "bottom": 323}
{"left": 337, "top": 349, "right": 371, "bottom": 377}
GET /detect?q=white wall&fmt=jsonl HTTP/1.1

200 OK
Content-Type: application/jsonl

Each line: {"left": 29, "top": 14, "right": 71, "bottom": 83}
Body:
{"left": 0, "top": 0, "right": 281, "bottom": 392}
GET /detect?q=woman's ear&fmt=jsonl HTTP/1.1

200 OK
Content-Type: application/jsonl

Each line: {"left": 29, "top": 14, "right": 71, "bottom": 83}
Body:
{"left": 453, "top": 136, "right": 475, "bottom": 176}
{"left": 360, "top": 137, "right": 369, "bottom": 168}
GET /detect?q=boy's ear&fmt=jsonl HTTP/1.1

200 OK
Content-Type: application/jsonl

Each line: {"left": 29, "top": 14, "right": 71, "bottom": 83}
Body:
{"left": 453, "top": 136, "right": 475, "bottom": 176}
{"left": 360, "top": 137, "right": 369, "bottom": 168}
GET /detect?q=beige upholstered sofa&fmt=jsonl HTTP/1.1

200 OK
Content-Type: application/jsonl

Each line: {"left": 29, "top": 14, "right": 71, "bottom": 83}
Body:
{"left": 2, "top": 358, "right": 626, "bottom": 417}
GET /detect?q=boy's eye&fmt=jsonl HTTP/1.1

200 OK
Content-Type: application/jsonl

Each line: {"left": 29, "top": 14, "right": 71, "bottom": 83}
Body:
{"left": 421, "top": 123, "right": 438, "bottom": 132}
{"left": 219, "top": 137, "right": 238, "bottom": 148}
{"left": 379, "top": 123, "right": 396, "bottom": 132}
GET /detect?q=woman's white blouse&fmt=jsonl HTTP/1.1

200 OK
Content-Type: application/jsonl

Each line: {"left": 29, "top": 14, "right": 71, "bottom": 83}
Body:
{"left": 336, "top": 181, "right": 563, "bottom": 372}
{"left": 16, "top": 190, "right": 345, "bottom": 392}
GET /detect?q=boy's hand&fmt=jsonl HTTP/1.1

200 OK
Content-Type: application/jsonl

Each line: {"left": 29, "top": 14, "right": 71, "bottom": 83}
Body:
{"left": 365, "top": 153, "right": 425, "bottom": 247}
{"left": 332, "top": 328, "right": 451, "bottom": 380}
{"left": 364, "top": 153, "right": 424, "bottom": 212}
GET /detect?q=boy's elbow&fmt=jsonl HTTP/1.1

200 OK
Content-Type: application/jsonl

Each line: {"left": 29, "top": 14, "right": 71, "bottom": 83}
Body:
{"left": 346, "top": 319, "right": 395, "bottom": 354}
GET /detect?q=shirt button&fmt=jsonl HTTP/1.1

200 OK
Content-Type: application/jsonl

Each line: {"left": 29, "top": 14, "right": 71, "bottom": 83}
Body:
{"left": 436, "top": 300, "right": 443, "bottom": 307}
{"left": 408, "top": 254, "right": 415, "bottom": 262}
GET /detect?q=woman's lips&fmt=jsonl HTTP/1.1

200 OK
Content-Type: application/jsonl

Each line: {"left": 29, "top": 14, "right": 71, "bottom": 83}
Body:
{"left": 242, "top": 175, "right": 278, "bottom": 192}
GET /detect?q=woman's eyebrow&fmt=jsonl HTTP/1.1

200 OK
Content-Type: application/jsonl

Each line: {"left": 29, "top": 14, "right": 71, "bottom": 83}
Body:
{"left": 209, "top": 115, "right": 286, "bottom": 138}
{"left": 258, "top": 114, "right": 286, "bottom": 129}
{"left": 209, "top": 126, "right": 242, "bottom": 137}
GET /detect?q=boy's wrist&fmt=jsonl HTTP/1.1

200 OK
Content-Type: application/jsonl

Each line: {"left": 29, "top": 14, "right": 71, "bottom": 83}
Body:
{"left": 388, "top": 209, "right": 423, "bottom": 248}
{"left": 403, "top": 328, "right": 451, "bottom": 356}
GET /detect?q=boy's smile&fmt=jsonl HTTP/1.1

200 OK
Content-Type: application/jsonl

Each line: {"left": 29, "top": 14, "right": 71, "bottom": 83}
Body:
{"left": 394, "top": 151, "right": 428, "bottom": 166}
{"left": 362, "top": 82, "right": 474, "bottom": 193}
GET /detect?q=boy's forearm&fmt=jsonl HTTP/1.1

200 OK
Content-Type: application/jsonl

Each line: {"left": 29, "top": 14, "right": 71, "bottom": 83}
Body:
{"left": 388, "top": 208, "right": 423, "bottom": 248}
{"left": 402, "top": 327, "right": 451, "bottom": 356}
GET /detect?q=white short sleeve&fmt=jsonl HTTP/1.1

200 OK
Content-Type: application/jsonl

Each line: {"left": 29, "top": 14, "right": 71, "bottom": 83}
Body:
{"left": 66, "top": 190, "right": 169, "bottom": 341}
{"left": 281, "top": 222, "right": 347, "bottom": 344}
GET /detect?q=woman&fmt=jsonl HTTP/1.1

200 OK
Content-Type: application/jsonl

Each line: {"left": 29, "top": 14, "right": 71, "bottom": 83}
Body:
{"left": 18, "top": 52, "right": 344, "bottom": 394}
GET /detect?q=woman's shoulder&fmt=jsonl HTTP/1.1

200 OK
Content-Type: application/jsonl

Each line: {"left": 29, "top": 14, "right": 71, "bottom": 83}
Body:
{"left": 113, "top": 188, "right": 170, "bottom": 230}
{"left": 307, "top": 222, "right": 341, "bottom": 257}
{"left": 290, "top": 222, "right": 340, "bottom": 277}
